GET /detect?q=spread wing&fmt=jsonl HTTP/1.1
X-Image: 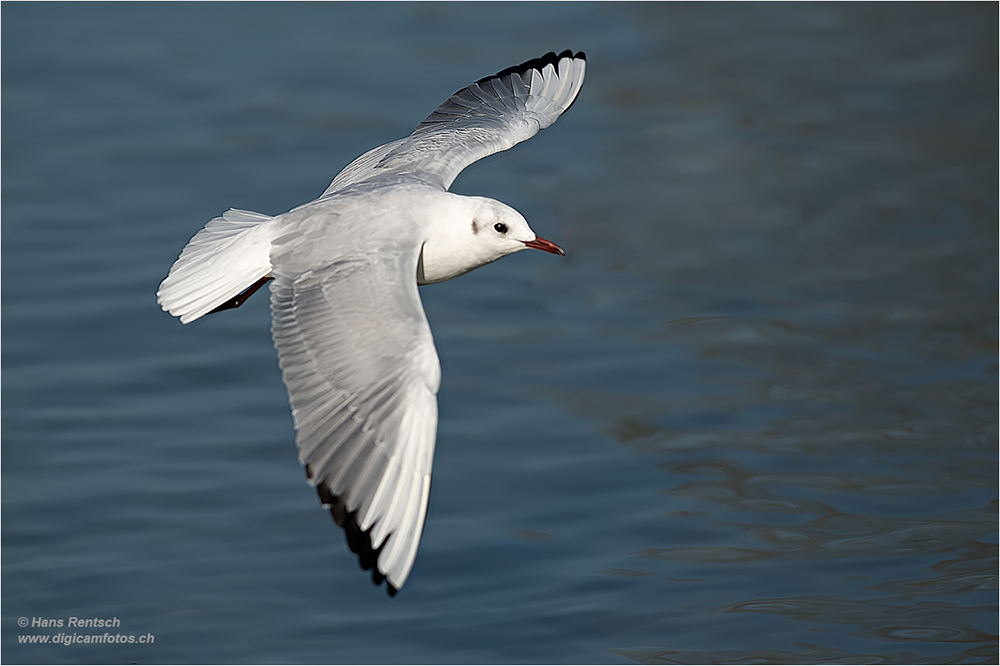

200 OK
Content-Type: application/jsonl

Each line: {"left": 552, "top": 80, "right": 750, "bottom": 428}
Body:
{"left": 269, "top": 222, "right": 441, "bottom": 595}
{"left": 322, "top": 50, "right": 586, "bottom": 194}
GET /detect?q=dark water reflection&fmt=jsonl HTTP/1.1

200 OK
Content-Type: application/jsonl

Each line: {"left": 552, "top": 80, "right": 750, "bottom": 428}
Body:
{"left": 3, "top": 2, "right": 996, "bottom": 664}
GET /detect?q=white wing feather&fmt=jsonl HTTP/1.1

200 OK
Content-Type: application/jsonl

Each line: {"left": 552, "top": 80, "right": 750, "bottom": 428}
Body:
{"left": 322, "top": 50, "right": 586, "bottom": 194}
{"left": 269, "top": 211, "right": 440, "bottom": 592}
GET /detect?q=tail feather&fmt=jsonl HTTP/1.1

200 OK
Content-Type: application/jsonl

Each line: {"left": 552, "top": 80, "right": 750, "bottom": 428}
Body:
{"left": 157, "top": 209, "right": 275, "bottom": 324}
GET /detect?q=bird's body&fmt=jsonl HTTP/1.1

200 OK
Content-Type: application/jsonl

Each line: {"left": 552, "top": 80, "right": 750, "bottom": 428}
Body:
{"left": 158, "top": 51, "right": 585, "bottom": 594}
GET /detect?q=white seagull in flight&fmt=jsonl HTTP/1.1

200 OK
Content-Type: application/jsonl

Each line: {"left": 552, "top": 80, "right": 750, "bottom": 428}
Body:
{"left": 158, "top": 51, "right": 586, "bottom": 595}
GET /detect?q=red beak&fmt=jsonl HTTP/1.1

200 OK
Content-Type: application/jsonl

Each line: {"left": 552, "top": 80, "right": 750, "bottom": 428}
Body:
{"left": 523, "top": 235, "right": 565, "bottom": 256}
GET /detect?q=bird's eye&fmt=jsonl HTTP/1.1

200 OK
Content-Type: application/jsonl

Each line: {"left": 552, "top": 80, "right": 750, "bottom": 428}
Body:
{"left": 494, "top": 222, "right": 508, "bottom": 234}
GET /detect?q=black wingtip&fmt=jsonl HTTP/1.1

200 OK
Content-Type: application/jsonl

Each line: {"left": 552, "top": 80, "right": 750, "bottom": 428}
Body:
{"left": 316, "top": 484, "right": 397, "bottom": 596}
{"left": 476, "top": 50, "right": 586, "bottom": 87}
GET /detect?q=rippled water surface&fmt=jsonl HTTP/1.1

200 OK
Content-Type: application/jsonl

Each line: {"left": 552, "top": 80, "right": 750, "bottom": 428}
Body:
{"left": 3, "top": 3, "right": 996, "bottom": 664}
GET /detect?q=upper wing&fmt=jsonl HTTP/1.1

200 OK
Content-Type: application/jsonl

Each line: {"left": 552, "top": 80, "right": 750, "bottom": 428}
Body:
{"left": 321, "top": 50, "right": 586, "bottom": 194}
{"left": 269, "top": 220, "right": 440, "bottom": 594}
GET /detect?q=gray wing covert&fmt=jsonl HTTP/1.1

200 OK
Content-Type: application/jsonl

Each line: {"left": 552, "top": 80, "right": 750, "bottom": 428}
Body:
{"left": 322, "top": 50, "right": 586, "bottom": 194}
{"left": 269, "top": 236, "right": 440, "bottom": 594}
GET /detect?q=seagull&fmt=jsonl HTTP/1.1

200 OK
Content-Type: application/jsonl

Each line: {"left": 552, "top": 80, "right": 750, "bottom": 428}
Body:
{"left": 157, "top": 50, "right": 586, "bottom": 595}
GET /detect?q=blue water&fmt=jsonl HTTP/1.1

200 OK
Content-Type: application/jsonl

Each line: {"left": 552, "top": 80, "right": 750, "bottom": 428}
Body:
{"left": 3, "top": 3, "right": 996, "bottom": 664}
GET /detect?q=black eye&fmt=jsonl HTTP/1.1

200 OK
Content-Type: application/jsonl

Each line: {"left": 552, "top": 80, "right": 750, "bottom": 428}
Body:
{"left": 494, "top": 222, "right": 508, "bottom": 234}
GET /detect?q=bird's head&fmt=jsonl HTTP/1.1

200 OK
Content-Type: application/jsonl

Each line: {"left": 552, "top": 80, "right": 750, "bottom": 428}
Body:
{"left": 467, "top": 197, "right": 564, "bottom": 261}
{"left": 418, "top": 196, "right": 564, "bottom": 284}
